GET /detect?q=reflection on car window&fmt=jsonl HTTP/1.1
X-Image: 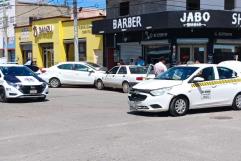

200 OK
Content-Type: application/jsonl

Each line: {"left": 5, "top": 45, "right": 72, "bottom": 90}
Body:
{"left": 118, "top": 67, "right": 127, "bottom": 74}
{"left": 108, "top": 67, "right": 119, "bottom": 74}
{"left": 129, "top": 66, "right": 148, "bottom": 74}
{"left": 218, "top": 67, "right": 237, "bottom": 79}
{"left": 197, "top": 67, "right": 215, "bottom": 81}
{"left": 74, "top": 64, "right": 88, "bottom": 71}
{"left": 156, "top": 66, "right": 198, "bottom": 81}
{"left": 0, "top": 66, "right": 35, "bottom": 76}
{"left": 58, "top": 64, "right": 74, "bottom": 70}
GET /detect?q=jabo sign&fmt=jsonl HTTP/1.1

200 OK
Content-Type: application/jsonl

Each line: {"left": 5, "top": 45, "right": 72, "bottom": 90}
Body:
{"left": 33, "top": 25, "right": 54, "bottom": 37}
{"left": 180, "top": 12, "right": 211, "bottom": 27}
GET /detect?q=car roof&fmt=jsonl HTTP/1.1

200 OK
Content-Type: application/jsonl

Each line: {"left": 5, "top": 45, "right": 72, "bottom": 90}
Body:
{"left": 179, "top": 63, "right": 217, "bottom": 68}
{"left": 0, "top": 64, "right": 24, "bottom": 67}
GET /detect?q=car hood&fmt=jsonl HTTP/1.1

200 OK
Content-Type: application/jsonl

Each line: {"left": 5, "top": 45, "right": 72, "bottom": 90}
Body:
{"left": 5, "top": 75, "right": 43, "bottom": 86}
{"left": 133, "top": 79, "right": 183, "bottom": 90}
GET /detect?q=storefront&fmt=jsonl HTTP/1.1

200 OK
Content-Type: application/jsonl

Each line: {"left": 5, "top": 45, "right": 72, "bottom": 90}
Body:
{"left": 93, "top": 10, "right": 241, "bottom": 68}
{"left": 15, "top": 16, "right": 104, "bottom": 67}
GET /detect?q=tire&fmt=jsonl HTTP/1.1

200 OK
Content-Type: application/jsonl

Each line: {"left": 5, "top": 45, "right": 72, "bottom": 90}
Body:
{"left": 169, "top": 96, "right": 189, "bottom": 117}
{"left": 95, "top": 79, "right": 104, "bottom": 90}
{"left": 0, "top": 87, "right": 8, "bottom": 103}
{"left": 49, "top": 78, "right": 61, "bottom": 88}
{"left": 122, "top": 82, "right": 130, "bottom": 93}
{"left": 232, "top": 93, "right": 241, "bottom": 110}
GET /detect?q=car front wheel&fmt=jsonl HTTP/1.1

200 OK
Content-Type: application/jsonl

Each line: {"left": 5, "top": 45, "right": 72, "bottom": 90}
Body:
{"left": 169, "top": 96, "right": 189, "bottom": 117}
{"left": 0, "top": 87, "right": 8, "bottom": 103}
{"left": 232, "top": 93, "right": 241, "bottom": 110}
{"left": 49, "top": 78, "right": 61, "bottom": 88}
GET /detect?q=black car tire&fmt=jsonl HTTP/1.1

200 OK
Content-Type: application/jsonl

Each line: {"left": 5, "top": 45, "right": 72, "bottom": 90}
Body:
{"left": 122, "top": 82, "right": 130, "bottom": 93}
{"left": 0, "top": 87, "right": 9, "bottom": 103}
{"left": 169, "top": 96, "right": 189, "bottom": 117}
{"left": 96, "top": 79, "right": 104, "bottom": 90}
{"left": 232, "top": 93, "right": 241, "bottom": 110}
{"left": 49, "top": 78, "right": 61, "bottom": 88}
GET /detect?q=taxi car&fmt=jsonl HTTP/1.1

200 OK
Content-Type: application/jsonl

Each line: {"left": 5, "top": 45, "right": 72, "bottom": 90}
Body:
{"left": 128, "top": 63, "right": 241, "bottom": 116}
{"left": 95, "top": 65, "right": 155, "bottom": 93}
{"left": 0, "top": 64, "right": 48, "bottom": 102}
{"left": 39, "top": 62, "right": 106, "bottom": 88}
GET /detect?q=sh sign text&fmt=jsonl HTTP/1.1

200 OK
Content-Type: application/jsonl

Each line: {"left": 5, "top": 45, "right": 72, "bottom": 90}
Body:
{"left": 232, "top": 13, "right": 241, "bottom": 26}
{"left": 113, "top": 16, "right": 142, "bottom": 30}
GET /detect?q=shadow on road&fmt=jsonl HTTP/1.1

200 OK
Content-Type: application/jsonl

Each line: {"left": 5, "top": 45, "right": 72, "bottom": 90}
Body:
{"left": 3, "top": 99, "right": 50, "bottom": 104}
{"left": 128, "top": 106, "right": 233, "bottom": 117}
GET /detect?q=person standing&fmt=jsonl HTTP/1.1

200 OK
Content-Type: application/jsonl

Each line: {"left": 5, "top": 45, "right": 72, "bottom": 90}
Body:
{"left": 136, "top": 56, "right": 145, "bottom": 66}
{"left": 154, "top": 57, "right": 167, "bottom": 76}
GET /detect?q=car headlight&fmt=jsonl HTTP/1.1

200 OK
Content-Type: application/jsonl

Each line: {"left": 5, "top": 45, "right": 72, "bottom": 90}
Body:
{"left": 7, "top": 82, "right": 22, "bottom": 90}
{"left": 150, "top": 87, "right": 172, "bottom": 96}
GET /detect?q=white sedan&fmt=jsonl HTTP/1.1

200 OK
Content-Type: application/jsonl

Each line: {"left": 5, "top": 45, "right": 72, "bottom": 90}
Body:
{"left": 128, "top": 63, "right": 241, "bottom": 116}
{"left": 95, "top": 65, "right": 155, "bottom": 93}
{"left": 0, "top": 64, "right": 48, "bottom": 102}
{"left": 39, "top": 62, "right": 106, "bottom": 88}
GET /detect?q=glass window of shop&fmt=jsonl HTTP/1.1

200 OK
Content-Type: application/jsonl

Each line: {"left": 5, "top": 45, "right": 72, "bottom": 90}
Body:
{"left": 144, "top": 45, "right": 171, "bottom": 67}
{"left": 213, "top": 44, "right": 241, "bottom": 64}
{"left": 79, "top": 42, "right": 86, "bottom": 61}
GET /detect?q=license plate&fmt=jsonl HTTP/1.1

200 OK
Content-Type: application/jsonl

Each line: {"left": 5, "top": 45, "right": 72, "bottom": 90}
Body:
{"left": 30, "top": 90, "right": 37, "bottom": 94}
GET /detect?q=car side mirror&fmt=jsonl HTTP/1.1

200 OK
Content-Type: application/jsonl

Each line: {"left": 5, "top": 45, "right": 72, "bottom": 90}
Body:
{"left": 88, "top": 68, "right": 95, "bottom": 73}
{"left": 193, "top": 77, "right": 205, "bottom": 83}
{"left": 0, "top": 74, "right": 1, "bottom": 78}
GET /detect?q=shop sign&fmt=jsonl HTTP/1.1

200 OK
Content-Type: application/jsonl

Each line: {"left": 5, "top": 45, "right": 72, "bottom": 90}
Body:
{"left": 180, "top": 12, "right": 211, "bottom": 27}
{"left": 79, "top": 24, "right": 91, "bottom": 34}
{"left": 113, "top": 16, "right": 142, "bottom": 30}
{"left": 144, "top": 31, "right": 168, "bottom": 40}
{"left": 33, "top": 25, "right": 54, "bottom": 37}
{"left": 232, "top": 13, "right": 241, "bottom": 26}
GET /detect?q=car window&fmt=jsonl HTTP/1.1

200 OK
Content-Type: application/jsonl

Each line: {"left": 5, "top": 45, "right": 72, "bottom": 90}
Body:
{"left": 197, "top": 67, "right": 215, "bottom": 81}
{"left": 129, "top": 66, "right": 148, "bottom": 74}
{"left": 156, "top": 66, "right": 198, "bottom": 80}
{"left": 57, "top": 64, "right": 74, "bottom": 70}
{"left": 218, "top": 67, "right": 237, "bottom": 79}
{"left": 108, "top": 67, "right": 119, "bottom": 74}
{"left": 118, "top": 67, "right": 127, "bottom": 74}
{"left": 74, "top": 64, "right": 89, "bottom": 72}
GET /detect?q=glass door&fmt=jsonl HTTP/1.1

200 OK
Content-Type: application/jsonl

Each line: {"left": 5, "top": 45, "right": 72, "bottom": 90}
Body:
{"left": 178, "top": 45, "right": 206, "bottom": 64}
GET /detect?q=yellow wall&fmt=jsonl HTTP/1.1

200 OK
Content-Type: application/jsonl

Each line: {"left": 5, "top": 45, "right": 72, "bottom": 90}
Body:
{"left": 15, "top": 17, "right": 104, "bottom": 67}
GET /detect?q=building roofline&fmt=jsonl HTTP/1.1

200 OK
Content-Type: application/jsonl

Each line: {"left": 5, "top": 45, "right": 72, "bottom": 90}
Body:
{"left": 63, "top": 15, "right": 106, "bottom": 22}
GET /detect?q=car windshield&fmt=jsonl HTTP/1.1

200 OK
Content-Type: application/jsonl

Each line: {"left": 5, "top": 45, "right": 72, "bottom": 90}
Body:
{"left": 156, "top": 66, "right": 199, "bottom": 81}
{"left": 0, "top": 66, "right": 35, "bottom": 76}
{"left": 129, "top": 66, "right": 148, "bottom": 74}
{"left": 86, "top": 62, "right": 101, "bottom": 68}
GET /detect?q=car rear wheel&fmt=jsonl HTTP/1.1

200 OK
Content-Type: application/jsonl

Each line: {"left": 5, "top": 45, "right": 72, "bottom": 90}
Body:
{"left": 0, "top": 87, "right": 8, "bottom": 103}
{"left": 96, "top": 79, "right": 104, "bottom": 90}
{"left": 122, "top": 82, "right": 130, "bottom": 93}
{"left": 232, "top": 93, "right": 241, "bottom": 110}
{"left": 169, "top": 96, "right": 189, "bottom": 117}
{"left": 49, "top": 78, "right": 61, "bottom": 88}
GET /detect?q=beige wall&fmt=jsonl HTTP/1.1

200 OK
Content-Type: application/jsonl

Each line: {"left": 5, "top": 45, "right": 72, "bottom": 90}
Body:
{"left": 15, "top": 2, "right": 71, "bottom": 26}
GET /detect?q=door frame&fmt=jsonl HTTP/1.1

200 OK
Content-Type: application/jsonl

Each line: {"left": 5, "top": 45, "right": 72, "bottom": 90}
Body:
{"left": 178, "top": 45, "right": 207, "bottom": 63}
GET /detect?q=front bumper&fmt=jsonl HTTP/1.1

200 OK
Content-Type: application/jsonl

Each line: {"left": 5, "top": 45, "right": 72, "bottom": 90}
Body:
{"left": 5, "top": 85, "right": 49, "bottom": 99}
{"left": 128, "top": 90, "right": 174, "bottom": 112}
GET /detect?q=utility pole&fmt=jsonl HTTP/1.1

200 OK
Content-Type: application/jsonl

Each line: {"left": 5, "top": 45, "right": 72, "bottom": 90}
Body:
{"left": 2, "top": 1, "right": 8, "bottom": 62}
{"left": 73, "top": 0, "right": 79, "bottom": 61}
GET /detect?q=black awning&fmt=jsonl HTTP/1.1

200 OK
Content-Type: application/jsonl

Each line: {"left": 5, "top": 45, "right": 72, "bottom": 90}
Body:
{"left": 92, "top": 10, "right": 241, "bottom": 34}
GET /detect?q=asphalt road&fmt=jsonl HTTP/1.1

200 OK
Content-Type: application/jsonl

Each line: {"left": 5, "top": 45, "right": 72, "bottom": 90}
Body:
{"left": 0, "top": 87, "right": 241, "bottom": 161}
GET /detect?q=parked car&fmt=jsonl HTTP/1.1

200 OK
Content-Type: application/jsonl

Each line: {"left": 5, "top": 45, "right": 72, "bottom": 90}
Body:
{"left": 128, "top": 63, "right": 241, "bottom": 116}
{"left": 95, "top": 65, "right": 155, "bottom": 93}
{"left": 39, "top": 62, "right": 106, "bottom": 88}
{"left": 0, "top": 64, "right": 48, "bottom": 102}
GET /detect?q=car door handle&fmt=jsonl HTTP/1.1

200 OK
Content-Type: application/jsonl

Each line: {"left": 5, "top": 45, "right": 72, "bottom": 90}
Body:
{"left": 123, "top": 75, "right": 126, "bottom": 77}
{"left": 112, "top": 75, "right": 115, "bottom": 77}
{"left": 212, "top": 85, "right": 217, "bottom": 88}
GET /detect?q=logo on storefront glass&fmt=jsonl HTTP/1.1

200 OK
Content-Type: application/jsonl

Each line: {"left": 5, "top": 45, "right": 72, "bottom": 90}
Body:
{"left": 180, "top": 12, "right": 210, "bottom": 27}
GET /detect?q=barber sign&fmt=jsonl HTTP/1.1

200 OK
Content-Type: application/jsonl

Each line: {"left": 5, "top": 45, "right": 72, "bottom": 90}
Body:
{"left": 180, "top": 12, "right": 211, "bottom": 27}
{"left": 113, "top": 16, "right": 142, "bottom": 30}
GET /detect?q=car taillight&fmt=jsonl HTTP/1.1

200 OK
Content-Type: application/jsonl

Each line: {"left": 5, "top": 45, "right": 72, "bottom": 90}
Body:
{"left": 136, "top": 77, "right": 143, "bottom": 81}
